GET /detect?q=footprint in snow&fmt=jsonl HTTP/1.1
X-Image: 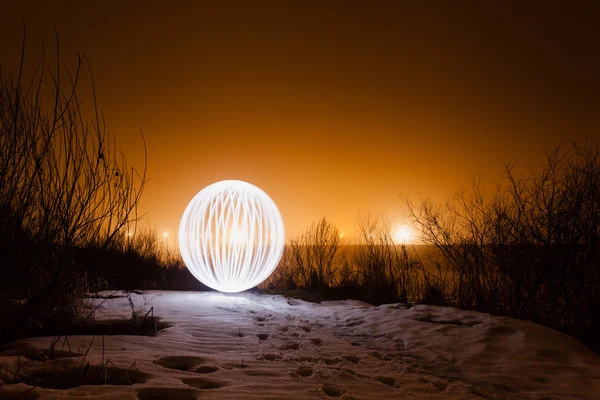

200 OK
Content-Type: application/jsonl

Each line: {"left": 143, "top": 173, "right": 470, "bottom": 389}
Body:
{"left": 375, "top": 376, "right": 396, "bottom": 387}
{"left": 182, "top": 376, "right": 229, "bottom": 390}
{"left": 322, "top": 382, "right": 345, "bottom": 397}
{"left": 193, "top": 365, "right": 219, "bottom": 374}
{"left": 154, "top": 356, "right": 210, "bottom": 372}
{"left": 342, "top": 355, "right": 360, "bottom": 363}
{"left": 295, "top": 365, "right": 313, "bottom": 377}
{"left": 430, "top": 379, "right": 448, "bottom": 391}
{"left": 279, "top": 342, "right": 300, "bottom": 350}
{"left": 229, "top": 329, "right": 246, "bottom": 337}
{"left": 321, "top": 357, "right": 343, "bottom": 365}
{"left": 260, "top": 353, "right": 282, "bottom": 361}
{"left": 138, "top": 387, "right": 201, "bottom": 400}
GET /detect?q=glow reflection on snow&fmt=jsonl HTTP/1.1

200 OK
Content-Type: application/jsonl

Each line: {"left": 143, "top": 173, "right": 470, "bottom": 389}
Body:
{"left": 179, "top": 180, "right": 285, "bottom": 293}
{"left": 206, "top": 292, "right": 251, "bottom": 304}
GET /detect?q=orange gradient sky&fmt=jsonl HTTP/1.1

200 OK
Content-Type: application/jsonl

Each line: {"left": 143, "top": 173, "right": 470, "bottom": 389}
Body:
{"left": 2, "top": 1, "right": 599, "bottom": 244}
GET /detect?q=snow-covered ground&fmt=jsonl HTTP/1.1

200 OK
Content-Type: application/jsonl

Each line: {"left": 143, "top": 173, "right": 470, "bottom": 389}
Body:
{"left": 1, "top": 291, "right": 599, "bottom": 399}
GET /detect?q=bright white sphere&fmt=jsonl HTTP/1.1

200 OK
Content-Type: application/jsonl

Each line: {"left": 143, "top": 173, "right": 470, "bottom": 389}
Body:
{"left": 178, "top": 180, "right": 285, "bottom": 293}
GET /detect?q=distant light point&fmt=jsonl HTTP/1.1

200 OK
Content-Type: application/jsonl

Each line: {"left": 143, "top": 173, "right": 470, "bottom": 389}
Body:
{"left": 392, "top": 224, "right": 413, "bottom": 244}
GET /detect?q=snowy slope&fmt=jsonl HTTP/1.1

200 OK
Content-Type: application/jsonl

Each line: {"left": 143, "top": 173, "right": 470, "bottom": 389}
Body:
{"left": 1, "top": 291, "right": 599, "bottom": 399}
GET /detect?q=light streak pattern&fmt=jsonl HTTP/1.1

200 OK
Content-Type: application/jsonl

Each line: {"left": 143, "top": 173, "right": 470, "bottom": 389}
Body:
{"left": 178, "top": 180, "right": 285, "bottom": 292}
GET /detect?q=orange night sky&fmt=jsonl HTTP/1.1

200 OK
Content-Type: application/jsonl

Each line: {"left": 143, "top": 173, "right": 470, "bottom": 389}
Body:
{"left": 1, "top": 1, "right": 598, "bottom": 244}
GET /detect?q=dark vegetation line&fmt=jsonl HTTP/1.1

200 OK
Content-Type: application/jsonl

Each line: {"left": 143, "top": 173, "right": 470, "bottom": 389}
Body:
{"left": 1, "top": 38, "right": 598, "bottom": 356}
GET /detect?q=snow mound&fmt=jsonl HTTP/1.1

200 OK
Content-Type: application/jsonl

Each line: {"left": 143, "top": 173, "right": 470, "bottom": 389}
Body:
{"left": 1, "top": 291, "right": 598, "bottom": 399}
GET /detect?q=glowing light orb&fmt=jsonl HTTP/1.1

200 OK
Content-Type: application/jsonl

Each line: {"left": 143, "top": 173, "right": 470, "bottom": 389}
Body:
{"left": 178, "top": 180, "right": 285, "bottom": 293}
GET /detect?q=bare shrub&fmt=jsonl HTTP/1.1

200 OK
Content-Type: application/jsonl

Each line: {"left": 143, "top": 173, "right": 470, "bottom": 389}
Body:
{"left": 264, "top": 216, "right": 433, "bottom": 305}
{"left": 290, "top": 217, "right": 344, "bottom": 290}
{"left": 0, "top": 34, "right": 146, "bottom": 341}
{"left": 263, "top": 217, "right": 344, "bottom": 292}
{"left": 80, "top": 228, "right": 203, "bottom": 292}
{"left": 405, "top": 141, "right": 600, "bottom": 351}
{"left": 264, "top": 244, "right": 299, "bottom": 290}
{"left": 355, "top": 216, "right": 429, "bottom": 304}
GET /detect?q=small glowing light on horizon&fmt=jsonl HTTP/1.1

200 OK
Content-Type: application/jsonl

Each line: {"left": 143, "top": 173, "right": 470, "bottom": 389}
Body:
{"left": 393, "top": 224, "right": 413, "bottom": 244}
{"left": 162, "top": 232, "right": 169, "bottom": 239}
{"left": 178, "top": 180, "right": 285, "bottom": 293}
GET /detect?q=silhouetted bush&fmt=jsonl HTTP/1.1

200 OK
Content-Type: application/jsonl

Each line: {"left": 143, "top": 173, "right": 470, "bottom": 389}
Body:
{"left": 354, "top": 217, "right": 429, "bottom": 304}
{"left": 79, "top": 229, "right": 209, "bottom": 292}
{"left": 405, "top": 141, "right": 600, "bottom": 352}
{"left": 263, "top": 216, "right": 430, "bottom": 305}
{"left": 0, "top": 35, "right": 146, "bottom": 341}
{"left": 269, "top": 217, "right": 344, "bottom": 292}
